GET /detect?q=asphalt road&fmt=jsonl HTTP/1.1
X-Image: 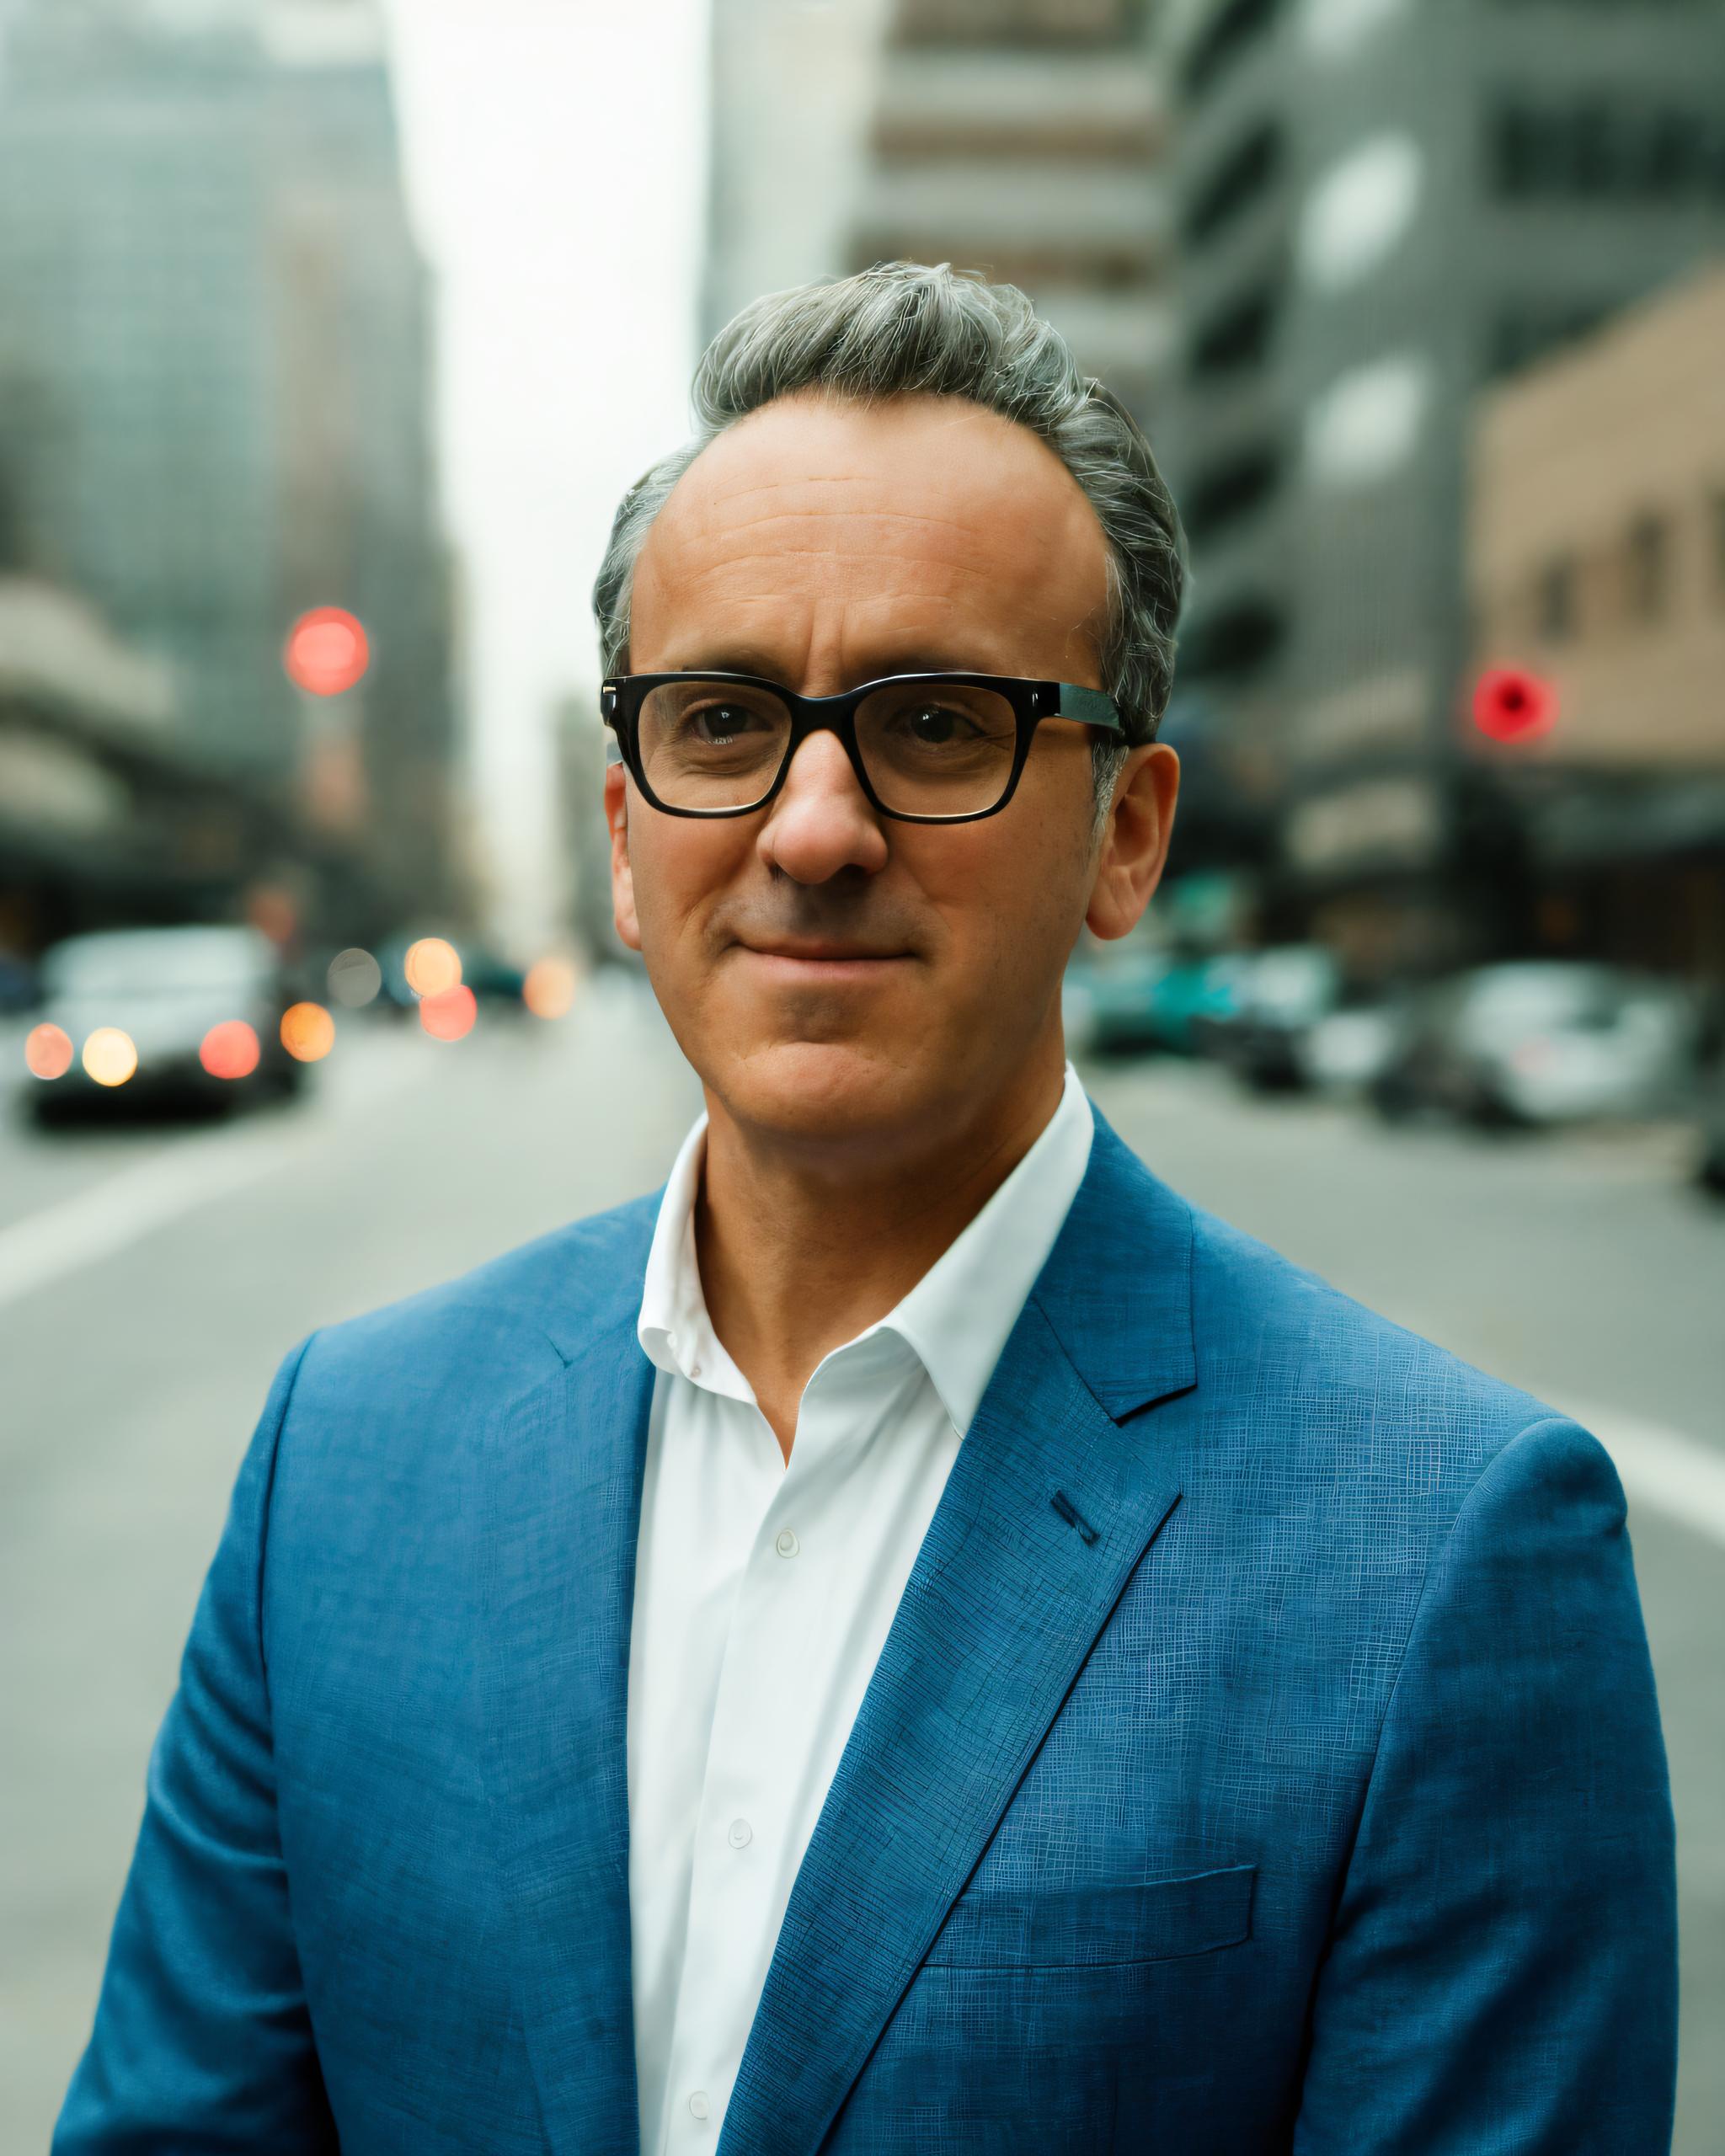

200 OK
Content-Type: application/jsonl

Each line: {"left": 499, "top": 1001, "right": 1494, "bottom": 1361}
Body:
{"left": 1, "top": 982, "right": 1719, "bottom": 2150}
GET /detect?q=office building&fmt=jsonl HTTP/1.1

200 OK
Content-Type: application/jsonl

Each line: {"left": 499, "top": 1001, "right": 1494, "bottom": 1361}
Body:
{"left": 0, "top": 0, "right": 462, "bottom": 921}
{"left": 1469, "top": 264, "right": 1725, "bottom": 983}
{"left": 1166, "top": 0, "right": 1725, "bottom": 974}
{"left": 848, "top": 0, "right": 1173, "bottom": 423}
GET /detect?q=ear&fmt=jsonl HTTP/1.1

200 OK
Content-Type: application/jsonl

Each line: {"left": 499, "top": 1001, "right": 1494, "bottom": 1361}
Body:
{"left": 605, "top": 762, "right": 644, "bottom": 953}
{"left": 1086, "top": 742, "right": 1180, "bottom": 942}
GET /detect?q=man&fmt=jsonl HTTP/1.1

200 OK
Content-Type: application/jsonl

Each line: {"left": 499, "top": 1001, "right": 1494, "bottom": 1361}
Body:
{"left": 58, "top": 264, "right": 1675, "bottom": 2154}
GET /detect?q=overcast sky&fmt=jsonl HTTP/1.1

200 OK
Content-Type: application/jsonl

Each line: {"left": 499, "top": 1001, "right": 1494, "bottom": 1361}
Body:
{"left": 377, "top": 0, "right": 710, "bottom": 949}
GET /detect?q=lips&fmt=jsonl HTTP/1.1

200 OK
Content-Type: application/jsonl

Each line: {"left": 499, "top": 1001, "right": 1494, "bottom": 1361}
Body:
{"left": 740, "top": 942, "right": 906, "bottom": 963}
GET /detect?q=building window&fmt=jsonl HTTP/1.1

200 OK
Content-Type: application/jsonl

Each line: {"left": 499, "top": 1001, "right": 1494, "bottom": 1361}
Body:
{"left": 1625, "top": 514, "right": 1669, "bottom": 622}
{"left": 1189, "top": 282, "right": 1279, "bottom": 377}
{"left": 1487, "top": 96, "right": 1722, "bottom": 204}
{"left": 1182, "top": 0, "right": 1283, "bottom": 101}
{"left": 1183, "top": 442, "right": 1282, "bottom": 541}
{"left": 1183, "top": 121, "right": 1284, "bottom": 248}
{"left": 1537, "top": 556, "right": 1577, "bottom": 642}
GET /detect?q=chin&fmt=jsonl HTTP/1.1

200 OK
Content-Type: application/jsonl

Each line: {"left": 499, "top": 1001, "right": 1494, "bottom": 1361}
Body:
{"left": 716, "top": 1036, "right": 937, "bottom": 1150}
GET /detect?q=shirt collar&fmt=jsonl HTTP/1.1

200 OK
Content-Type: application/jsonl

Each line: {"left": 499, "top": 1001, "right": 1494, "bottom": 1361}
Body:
{"left": 636, "top": 1065, "right": 1094, "bottom": 1437}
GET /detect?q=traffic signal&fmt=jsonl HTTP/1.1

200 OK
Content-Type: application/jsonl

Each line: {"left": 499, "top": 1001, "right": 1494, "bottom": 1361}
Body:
{"left": 284, "top": 607, "right": 371, "bottom": 696}
{"left": 1472, "top": 666, "right": 1556, "bottom": 744}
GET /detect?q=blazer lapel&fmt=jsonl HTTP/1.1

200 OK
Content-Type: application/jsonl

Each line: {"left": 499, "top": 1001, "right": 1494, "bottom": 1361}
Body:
{"left": 478, "top": 1313, "right": 656, "bottom": 2156}
{"left": 719, "top": 1116, "right": 1198, "bottom": 2156}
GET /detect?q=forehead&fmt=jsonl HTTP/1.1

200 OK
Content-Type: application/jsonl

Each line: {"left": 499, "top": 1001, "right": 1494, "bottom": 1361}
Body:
{"left": 628, "top": 392, "right": 1110, "bottom": 673}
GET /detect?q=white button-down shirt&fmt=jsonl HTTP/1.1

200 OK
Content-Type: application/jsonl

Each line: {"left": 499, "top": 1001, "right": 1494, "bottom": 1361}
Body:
{"left": 627, "top": 1066, "right": 1094, "bottom": 2155}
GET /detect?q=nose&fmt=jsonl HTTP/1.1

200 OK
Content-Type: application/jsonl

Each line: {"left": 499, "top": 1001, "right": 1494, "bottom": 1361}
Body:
{"left": 756, "top": 728, "right": 889, "bottom": 885}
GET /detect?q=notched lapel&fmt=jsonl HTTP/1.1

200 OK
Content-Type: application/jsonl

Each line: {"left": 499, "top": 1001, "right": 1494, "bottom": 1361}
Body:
{"left": 718, "top": 1294, "right": 1187, "bottom": 2156}
{"left": 478, "top": 1320, "right": 655, "bottom": 2156}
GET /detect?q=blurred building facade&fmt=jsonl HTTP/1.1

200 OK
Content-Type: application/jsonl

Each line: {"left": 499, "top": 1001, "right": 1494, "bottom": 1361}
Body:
{"left": 703, "top": 0, "right": 895, "bottom": 343}
{"left": 0, "top": 573, "right": 364, "bottom": 956}
{"left": 704, "top": 0, "right": 1175, "bottom": 421}
{"left": 0, "top": 0, "right": 465, "bottom": 940}
{"left": 1165, "top": 0, "right": 1725, "bottom": 979}
{"left": 846, "top": 0, "right": 1173, "bottom": 424}
{"left": 1470, "top": 264, "right": 1725, "bottom": 985}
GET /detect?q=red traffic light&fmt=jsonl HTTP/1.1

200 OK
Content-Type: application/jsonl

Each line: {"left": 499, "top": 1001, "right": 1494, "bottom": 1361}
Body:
{"left": 1472, "top": 666, "right": 1556, "bottom": 744}
{"left": 285, "top": 607, "right": 371, "bottom": 697}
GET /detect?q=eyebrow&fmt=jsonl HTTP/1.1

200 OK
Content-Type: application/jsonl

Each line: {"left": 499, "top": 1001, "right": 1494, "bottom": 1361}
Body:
{"left": 652, "top": 648, "right": 1020, "bottom": 685}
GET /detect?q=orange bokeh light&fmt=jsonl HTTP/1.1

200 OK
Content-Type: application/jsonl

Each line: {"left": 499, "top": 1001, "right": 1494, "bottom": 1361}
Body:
{"left": 403, "top": 936, "right": 462, "bottom": 998}
{"left": 280, "top": 1001, "right": 336, "bottom": 1063}
{"left": 83, "top": 1027, "right": 138, "bottom": 1087}
{"left": 522, "top": 955, "right": 578, "bottom": 1020}
{"left": 284, "top": 606, "right": 371, "bottom": 697}
{"left": 25, "top": 1022, "right": 74, "bottom": 1080}
{"left": 200, "top": 1020, "right": 261, "bottom": 1081}
{"left": 419, "top": 985, "right": 477, "bottom": 1041}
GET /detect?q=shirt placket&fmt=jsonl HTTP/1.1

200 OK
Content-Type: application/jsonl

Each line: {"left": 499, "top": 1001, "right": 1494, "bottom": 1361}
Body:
{"left": 654, "top": 1351, "right": 878, "bottom": 2151}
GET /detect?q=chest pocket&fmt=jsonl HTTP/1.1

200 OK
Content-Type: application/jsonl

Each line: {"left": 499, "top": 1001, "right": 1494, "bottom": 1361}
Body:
{"left": 924, "top": 1861, "right": 1256, "bottom": 1971}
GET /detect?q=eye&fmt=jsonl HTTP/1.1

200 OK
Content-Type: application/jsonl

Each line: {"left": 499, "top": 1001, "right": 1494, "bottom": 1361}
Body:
{"left": 900, "top": 702, "right": 980, "bottom": 745}
{"left": 686, "top": 702, "right": 761, "bottom": 745}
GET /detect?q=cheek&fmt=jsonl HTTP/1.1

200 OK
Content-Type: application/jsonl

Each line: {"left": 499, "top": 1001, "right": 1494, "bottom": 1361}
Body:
{"left": 628, "top": 817, "right": 745, "bottom": 954}
{"left": 910, "top": 819, "right": 1088, "bottom": 982}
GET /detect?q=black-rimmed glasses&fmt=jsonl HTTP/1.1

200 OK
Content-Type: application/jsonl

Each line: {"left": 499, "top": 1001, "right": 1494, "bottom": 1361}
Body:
{"left": 601, "top": 671, "right": 1124, "bottom": 825}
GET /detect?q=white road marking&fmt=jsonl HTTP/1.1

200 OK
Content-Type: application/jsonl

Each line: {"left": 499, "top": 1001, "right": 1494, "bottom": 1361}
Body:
{"left": 0, "top": 1047, "right": 428, "bottom": 1315}
{"left": 1557, "top": 1398, "right": 1725, "bottom": 1552}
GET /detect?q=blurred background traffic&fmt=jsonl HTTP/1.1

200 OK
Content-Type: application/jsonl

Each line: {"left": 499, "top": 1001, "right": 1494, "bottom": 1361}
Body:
{"left": 1, "top": 0, "right": 1722, "bottom": 2148}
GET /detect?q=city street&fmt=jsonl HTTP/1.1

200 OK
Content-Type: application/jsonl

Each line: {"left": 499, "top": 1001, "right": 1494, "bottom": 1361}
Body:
{"left": 2, "top": 984, "right": 1721, "bottom": 2150}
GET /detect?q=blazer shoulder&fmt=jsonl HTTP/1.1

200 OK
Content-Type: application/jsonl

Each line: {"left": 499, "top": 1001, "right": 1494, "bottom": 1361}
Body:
{"left": 1182, "top": 1196, "right": 1571, "bottom": 1502}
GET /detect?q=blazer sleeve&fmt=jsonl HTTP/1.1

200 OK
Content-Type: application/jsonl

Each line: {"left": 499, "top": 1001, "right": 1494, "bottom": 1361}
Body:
{"left": 1292, "top": 1412, "right": 1678, "bottom": 2154}
{"left": 53, "top": 1338, "right": 340, "bottom": 2155}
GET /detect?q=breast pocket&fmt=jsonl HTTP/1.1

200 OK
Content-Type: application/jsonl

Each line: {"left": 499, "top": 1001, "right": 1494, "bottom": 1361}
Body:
{"left": 924, "top": 1862, "right": 1256, "bottom": 1972}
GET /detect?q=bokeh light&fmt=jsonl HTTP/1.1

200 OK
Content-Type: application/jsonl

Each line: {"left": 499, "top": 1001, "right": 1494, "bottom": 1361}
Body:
{"left": 25, "top": 1023, "right": 74, "bottom": 1081}
{"left": 327, "top": 946, "right": 382, "bottom": 1008}
{"left": 522, "top": 955, "right": 578, "bottom": 1020}
{"left": 419, "top": 985, "right": 477, "bottom": 1041}
{"left": 82, "top": 1027, "right": 137, "bottom": 1088}
{"left": 1472, "top": 666, "right": 1557, "bottom": 744}
{"left": 404, "top": 936, "right": 462, "bottom": 999}
{"left": 280, "top": 1002, "right": 336, "bottom": 1063}
{"left": 200, "top": 1020, "right": 261, "bottom": 1081}
{"left": 283, "top": 606, "right": 371, "bottom": 696}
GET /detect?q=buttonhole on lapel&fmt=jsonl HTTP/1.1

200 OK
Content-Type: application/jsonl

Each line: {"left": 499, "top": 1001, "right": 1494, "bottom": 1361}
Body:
{"left": 1050, "top": 1489, "right": 1099, "bottom": 1545}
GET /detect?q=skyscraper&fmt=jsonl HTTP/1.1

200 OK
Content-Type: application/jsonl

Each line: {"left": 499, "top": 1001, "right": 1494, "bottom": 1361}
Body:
{"left": 1166, "top": 0, "right": 1725, "bottom": 973}
{"left": 0, "top": 0, "right": 462, "bottom": 921}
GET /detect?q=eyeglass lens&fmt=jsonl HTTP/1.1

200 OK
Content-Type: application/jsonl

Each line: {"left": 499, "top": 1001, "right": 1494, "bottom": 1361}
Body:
{"left": 634, "top": 680, "right": 1021, "bottom": 817}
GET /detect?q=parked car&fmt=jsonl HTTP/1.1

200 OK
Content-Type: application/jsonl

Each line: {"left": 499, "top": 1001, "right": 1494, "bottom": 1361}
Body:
{"left": 24, "top": 925, "right": 307, "bottom": 1122}
{"left": 1065, "top": 949, "right": 1250, "bottom": 1059}
{"left": 1296, "top": 995, "right": 1409, "bottom": 1096}
{"left": 1370, "top": 963, "right": 1697, "bottom": 1129}
{"left": 1206, "top": 945, "right": 1341, "bottom": 1092}
{"left": 1062, "top": 947, "right": 1172, "bottom": 1058}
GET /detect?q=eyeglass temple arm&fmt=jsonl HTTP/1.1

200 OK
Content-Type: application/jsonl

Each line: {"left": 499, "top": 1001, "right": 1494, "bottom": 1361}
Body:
{"left": 1055, "top": 683, "right": 1125, "bottom": 734}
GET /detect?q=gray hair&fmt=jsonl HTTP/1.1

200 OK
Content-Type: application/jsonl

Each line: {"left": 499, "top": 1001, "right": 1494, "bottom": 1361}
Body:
{"left": 593, "top": 260, "right": 1184, "bottom": 825}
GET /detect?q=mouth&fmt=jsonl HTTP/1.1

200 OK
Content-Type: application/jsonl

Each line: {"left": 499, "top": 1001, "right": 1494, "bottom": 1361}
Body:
{"left": 734, "top": 940, "right": 913, "bottom": 979}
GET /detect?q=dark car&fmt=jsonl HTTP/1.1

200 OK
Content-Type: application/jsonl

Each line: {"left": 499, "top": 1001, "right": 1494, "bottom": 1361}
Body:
{"left": 24, "top": 926, "right": 307, "bottom": 1123}
{"left": 1206, "top": 945, "right": 1341, "bottom": 1092}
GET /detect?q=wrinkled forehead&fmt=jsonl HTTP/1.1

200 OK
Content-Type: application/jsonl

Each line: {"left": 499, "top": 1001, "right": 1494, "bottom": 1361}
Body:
{"left": 629, "top": 392, "right": 1112, "bottom": 670}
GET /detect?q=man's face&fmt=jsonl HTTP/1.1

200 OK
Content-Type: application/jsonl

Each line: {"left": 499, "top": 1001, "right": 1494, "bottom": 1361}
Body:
{"left": 606, "top": 391, "right": 1176, "bottom": 1159}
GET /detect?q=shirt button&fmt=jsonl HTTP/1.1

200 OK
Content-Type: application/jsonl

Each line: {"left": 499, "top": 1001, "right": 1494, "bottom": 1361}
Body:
{"left": 775, "top": 1528, "right": 799, "bottom": 1558}
{"left": 728, "top": 1817, "right": 753, "bottom": 1849}
{"left": 690, "top": 1360, "right": 702, "bottom": 1380}
{"left": 688, "top": 2090, "right": 710, "bottom": 2120}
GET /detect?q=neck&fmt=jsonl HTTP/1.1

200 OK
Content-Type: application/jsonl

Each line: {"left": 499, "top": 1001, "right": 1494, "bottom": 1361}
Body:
{"left": 694, "top": 1047, "right": 1068, "bottom": 1460}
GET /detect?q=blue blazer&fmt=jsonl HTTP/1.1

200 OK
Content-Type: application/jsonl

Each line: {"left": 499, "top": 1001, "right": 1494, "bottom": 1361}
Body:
{"left": 56, "top": 1113, "right": 1676, "bottom": 2153}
